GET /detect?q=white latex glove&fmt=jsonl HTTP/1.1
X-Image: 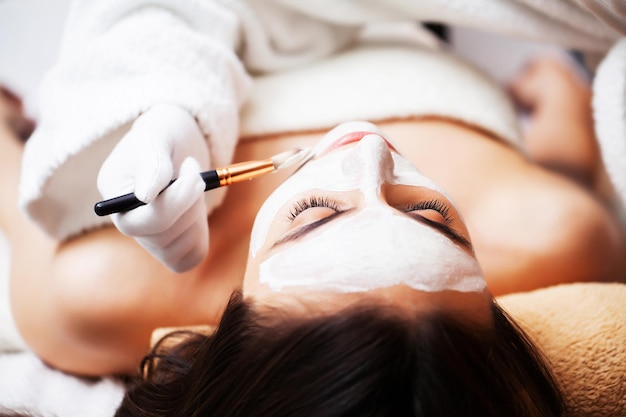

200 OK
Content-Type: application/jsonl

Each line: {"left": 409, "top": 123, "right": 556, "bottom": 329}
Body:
{"left": 97, "top": 104, "right": 210, "bottom": 272}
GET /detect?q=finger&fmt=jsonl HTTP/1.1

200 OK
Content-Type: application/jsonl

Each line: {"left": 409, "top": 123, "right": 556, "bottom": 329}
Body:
{"left": 113, "top": 158, "right": 204, "bottom": 236}
{"left": 143, "top": 202, "right": 209, "bottom": 272}
{"left": 136, "top": 184, "right": 207, "bottom": 247}
{"left": 168, "top": 219, "right": 209, "bottom": 273}
{"left": 139, "top": 104, "right": 209, "bottom": 172}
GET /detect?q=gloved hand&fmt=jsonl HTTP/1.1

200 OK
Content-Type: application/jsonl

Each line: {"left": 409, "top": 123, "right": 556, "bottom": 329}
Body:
{"left": 97, "top": 104, "right": 210, "bottom": 272}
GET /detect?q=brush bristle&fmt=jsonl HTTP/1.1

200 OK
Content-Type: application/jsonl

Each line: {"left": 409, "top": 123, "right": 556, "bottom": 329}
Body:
{"left": 271, "top": 148, "right": 312, "bottom": 170}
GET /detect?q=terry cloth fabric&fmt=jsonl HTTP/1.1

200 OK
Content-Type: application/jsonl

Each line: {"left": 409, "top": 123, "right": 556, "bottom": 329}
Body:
{"left": 592, "top": 38, "right": 626, "bottom": 230}
{"left": 0, "top": 352, "right": 124, "bottom": 417}
{"left": 498, "top": 283, "right": 626, "bottom": 416}
{"left": 239, "top": 42, "right": 523, "bottom": 151}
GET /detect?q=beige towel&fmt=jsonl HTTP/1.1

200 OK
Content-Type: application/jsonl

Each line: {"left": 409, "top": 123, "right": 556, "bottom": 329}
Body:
{"left": 499, "top": 283, "right": 626, "bottom": 417}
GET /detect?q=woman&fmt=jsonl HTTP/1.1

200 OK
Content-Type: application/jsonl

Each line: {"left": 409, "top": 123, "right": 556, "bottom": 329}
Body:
{"left": 2, "top": 32, "right": 625, "bottom": 392}
{"left": 112, "top": 120, "right": 576, "bottom": 416}
{"left": 3, "top": 38, "right": 626, "bottom": 414}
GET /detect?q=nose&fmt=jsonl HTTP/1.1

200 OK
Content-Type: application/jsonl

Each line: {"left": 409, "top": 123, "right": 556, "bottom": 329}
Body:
{"left": 341, "top": 134, "right": 395, "bottom": 203}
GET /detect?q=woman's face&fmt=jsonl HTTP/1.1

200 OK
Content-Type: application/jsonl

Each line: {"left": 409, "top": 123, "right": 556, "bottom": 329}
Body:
{"left": 244, "top": 121, "right": 491, "bottom": 321}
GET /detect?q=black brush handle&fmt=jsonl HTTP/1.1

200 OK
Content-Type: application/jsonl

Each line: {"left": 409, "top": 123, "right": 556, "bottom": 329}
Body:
{"left": 94, "top": 170, "right": 220, "bottom": 216}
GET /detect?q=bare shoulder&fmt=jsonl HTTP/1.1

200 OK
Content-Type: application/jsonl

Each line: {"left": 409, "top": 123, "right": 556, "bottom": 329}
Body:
{"left": 16, "top": 226, "right": 238, "bottom": 375}
{"left": 469, "top": 164, "right": 626, "bottom": 295}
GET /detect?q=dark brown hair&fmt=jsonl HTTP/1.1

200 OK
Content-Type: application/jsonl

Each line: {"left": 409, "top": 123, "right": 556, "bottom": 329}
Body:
{"left": 115, "top": 292, "right": 567, "bottom": 417}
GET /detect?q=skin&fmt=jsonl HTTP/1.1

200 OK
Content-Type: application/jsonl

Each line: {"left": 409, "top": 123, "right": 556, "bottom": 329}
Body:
{"left": 2, "top": 57, "right": 625, "bottom": 376}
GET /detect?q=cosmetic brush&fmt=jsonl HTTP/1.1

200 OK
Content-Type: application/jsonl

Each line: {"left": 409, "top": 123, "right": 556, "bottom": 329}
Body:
{"left": 94, "top": 148, "right": 311, "bottom": 216}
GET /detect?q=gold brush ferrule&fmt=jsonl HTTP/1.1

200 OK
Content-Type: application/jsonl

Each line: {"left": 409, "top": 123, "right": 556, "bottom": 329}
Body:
{"left": 216, "top": 160, "right": 275, "bottom": 186}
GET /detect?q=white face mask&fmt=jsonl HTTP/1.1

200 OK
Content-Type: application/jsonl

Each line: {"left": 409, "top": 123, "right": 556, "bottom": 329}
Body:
{"left": 247, "top": 121, "right": 486, "bottom": 294}
{"left": 259, "top": 206, "right": 485, "bottom": 293}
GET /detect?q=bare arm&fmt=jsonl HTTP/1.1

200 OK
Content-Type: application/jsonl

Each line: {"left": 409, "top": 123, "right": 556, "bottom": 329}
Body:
{"left": 508, "top": 57, "right": 601, "bottom": 186}
{"left": 0, "top": 92, "right": 236, "bottom": 376}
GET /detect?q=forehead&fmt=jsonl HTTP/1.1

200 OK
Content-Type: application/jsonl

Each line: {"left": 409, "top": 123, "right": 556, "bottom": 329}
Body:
{"left": 252, "top": 286, "right": 494, "bottom": 327}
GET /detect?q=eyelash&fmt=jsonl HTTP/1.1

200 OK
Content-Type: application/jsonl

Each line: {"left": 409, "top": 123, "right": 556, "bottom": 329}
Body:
{"left": 287, "top": 196, "right": 452, "bottom": 223}
{"left": 404, "top": 199, "right": 452, "bottom": 223}
{"left": 287, "top": 196, "right": 342, "bottom": 221}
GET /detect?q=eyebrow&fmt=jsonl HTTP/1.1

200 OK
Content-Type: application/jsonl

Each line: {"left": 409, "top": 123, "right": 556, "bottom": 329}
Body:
{"left": 271, "top": 210, "right": 474, "bottom": 251}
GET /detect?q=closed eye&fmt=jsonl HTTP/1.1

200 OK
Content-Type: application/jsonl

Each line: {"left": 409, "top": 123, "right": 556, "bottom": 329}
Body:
{"left": 278, "top": 194, "right": 471, "bottom": 251}
{"left": 288, "top": 197, "right": 453, "bottom": 223}
{"left": 402, "top": 199, "right": 472, "bottom": 250}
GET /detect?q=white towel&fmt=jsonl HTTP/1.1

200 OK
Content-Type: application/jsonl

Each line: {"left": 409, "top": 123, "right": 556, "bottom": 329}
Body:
{"left": 592, "top": 38, "right": 626, "bottom": 229}
{"left": 0, "top": 352, "right": 124, "bottom": 417}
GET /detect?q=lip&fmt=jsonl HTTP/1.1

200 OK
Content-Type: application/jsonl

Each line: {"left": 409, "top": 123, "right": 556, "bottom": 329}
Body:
{"left": 318, "top": 131, "right": 398, "bottom": 158}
